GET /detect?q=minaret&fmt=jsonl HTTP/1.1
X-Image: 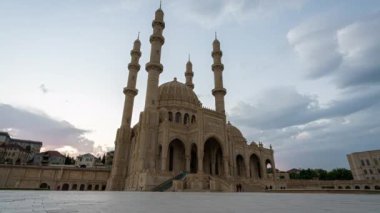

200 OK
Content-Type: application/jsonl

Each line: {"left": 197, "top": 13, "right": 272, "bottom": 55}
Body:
{"left": 144, "top": 6, "right": 165, "bottom": 109}
{"left": 211, "top": 34, "right": 227, "bottom": 114}
{"left": 107, "top": 35, "right": 142, "bottom": 191}
{"left": 185, "top": 55, "right": 194, "bottom": 89}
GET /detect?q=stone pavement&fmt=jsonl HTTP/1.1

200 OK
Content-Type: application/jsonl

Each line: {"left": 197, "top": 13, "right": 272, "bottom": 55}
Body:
{"left": 0, "top": 191, "right": 380, "bottom": 213}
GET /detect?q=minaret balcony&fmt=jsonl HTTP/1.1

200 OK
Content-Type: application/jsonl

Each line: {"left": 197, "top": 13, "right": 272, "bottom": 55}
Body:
{"left": 212, "top": 88, "right": 227, "bottom": 96}
{"left": 146, "top": 62, "right": 163, "bottom": 73}
{"left": 123, "top": 88, "right": 138, "bottom": 96}
{"left": 212, "top": 63, "right": 224, "bottom": 71}
{"left": 152, "top": 20, "right": 165, "bottom": 28}
{"left": 149, "top": 35, "right": 165, "bottom": 44}
{"left": 128, "top": 63, "right": 141, "bottom": 71}
{"left": 211, "top": 51, "right": 223, "bottom": 57}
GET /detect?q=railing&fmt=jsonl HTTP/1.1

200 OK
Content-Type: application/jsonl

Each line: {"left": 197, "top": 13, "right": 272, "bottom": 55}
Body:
{"left": 152, "top": 171, "right": 187, "bottom": 192}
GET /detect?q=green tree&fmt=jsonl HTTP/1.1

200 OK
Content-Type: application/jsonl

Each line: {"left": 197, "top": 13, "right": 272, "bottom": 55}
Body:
{"left": 327, "top": 168, "right": 353, "bottom": 180}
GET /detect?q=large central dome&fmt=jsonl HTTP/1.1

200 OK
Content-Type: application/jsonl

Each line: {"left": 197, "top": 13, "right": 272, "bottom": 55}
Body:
{"left": 158, "top": 78, "right": 202, "bottom": 108}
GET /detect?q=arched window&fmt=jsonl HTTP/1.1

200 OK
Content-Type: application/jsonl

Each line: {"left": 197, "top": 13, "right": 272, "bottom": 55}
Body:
{"left": 62, "top": 183, "right": 69, "bottom": 191}
{"left": 168, "top": 112, "right": 173, "bottom": 122}
{"left": 191, "top": 115, "right": 196, "bottom": 124}
{"left": 72, "top": 184, "right": 77, "bottom": 190}
{"left": 184, "top": 113, "right": 189, "bottom": 125}
{"left": 364, "top": 169, "right": 368, "bottom": 175}
{"left": 175, "top": 112, "right": 181, "bottom": 123}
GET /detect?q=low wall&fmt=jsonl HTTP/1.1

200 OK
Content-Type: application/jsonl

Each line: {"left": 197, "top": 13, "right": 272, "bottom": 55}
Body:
{"left": 273, "top": 179, "right": 380, "bottom": 191}
{"left": 0, "top": 164, "right": 110, "bottom": 191}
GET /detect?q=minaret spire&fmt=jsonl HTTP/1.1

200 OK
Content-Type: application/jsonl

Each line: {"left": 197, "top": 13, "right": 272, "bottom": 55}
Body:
{"left": 144, "top": 6, "right": 165, "bottom": 109}
{"left": 185, "top": 55, "right": 194, "bottom": 90}
{"left": 107, "top": 35, "right": 142, "bottom": 190}
{"left": 211, "top": 35, "right": 227, "bottom": 114}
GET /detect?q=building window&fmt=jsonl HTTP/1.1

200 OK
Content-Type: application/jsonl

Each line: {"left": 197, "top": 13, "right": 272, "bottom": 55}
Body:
{"left": 175, "top": 112, "right": 181, "bottom": 123}
{"left": 364, "top": 169, "right": 368, "bottom": 175}
{"left": 374, "top": 158, "right": 378, "bottom": 165}
{"left": 369, "top": 169, "right": 373, "bottom": 174}
{"left": 168, "top": 112, "right": 173, "bottom": 122}
{"left": 366, "top": 159, "right": 370, "bottom": 166}
{"left": 361, "top": 160, "right": 365, "bottom": 166}
{"left": 378, "top": 169, "right": 380, "bottom": 174}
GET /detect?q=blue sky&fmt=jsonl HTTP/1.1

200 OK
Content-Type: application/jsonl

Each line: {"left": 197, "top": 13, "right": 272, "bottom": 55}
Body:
{"left": 1, "top": 0, "right": 380, "bottom": 170}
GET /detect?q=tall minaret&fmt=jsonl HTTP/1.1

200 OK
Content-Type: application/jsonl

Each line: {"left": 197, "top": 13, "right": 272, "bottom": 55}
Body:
{"left": 211, "top": 34, "right": 227, "bottom": 114}
{"left": 144, "top": 6, "right": 165, "bottom": 109}
{"left": 107, "top": 35, "right": 142, "bottom": 191}
{"left": 185, "top": 56, "right": 194, "bottom": 89}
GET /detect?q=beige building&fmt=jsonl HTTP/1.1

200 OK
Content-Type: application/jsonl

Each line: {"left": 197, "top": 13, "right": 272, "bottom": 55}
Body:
{"left": 0, "top": 143, "right": 30, "bottom": 165}
{"left": 33, "top": 150, "right": 66, "bottom": 166}
{"left": 107, "top": 7, "right": 275, "bottom": 192}
{"left": 76, "top": 153, "right": 97, "bottom": 168}
{"left": 347, "top": 150, "right": 380, "bottom": 180}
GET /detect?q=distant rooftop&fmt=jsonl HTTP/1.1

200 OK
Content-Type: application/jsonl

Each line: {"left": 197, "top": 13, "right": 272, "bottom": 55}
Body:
{"left": 0, "top": 131, "right": 42, "bottom": 145}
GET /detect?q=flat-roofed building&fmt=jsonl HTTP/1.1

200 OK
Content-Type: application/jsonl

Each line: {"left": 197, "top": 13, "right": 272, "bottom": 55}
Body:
{"left": 347, "top": 150, "right": 380, "bottom": 180}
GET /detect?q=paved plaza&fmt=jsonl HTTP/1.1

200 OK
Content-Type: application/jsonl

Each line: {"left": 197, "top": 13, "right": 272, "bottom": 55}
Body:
{"left": 0, "top": 191, "right": 379, "bottom": 213}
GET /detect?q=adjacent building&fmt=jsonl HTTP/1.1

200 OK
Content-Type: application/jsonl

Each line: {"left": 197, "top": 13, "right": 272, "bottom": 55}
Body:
{"left": 0, "top": 143, "right": 30, "bottom": 164}
{"left": 347, "top": 150, "right": 380, "bottom": 180}
{"left": 76, "top": 153, "right": 97, "bottom": 168}
{"left": 33, "top": 151, "right": 66, "bottom": 166}
{"left": 0, "top": 132, "right": 43, "bottom": 164}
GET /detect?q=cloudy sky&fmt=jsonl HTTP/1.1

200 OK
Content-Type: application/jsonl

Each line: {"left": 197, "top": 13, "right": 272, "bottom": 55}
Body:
{"left": 0, "top": 0, "right": 379, "bottom": 170}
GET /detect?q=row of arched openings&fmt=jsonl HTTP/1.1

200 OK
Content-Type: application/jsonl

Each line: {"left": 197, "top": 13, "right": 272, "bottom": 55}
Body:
{"left": 235, "top": 155, "right": 271, "bottom": 179}
{"left": 159, "top": 137, "right": 270, "bottom": 179}
{"left": 159, "top": 138, "right": 223, "bottom": 175}
{"left": 168, "top": 112, "right": 196, "bottom": 125}
{"left": 41, "top": 183, "right": 106, "bottom": 191}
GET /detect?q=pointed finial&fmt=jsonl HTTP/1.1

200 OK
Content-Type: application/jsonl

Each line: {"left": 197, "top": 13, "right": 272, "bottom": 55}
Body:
{"left": 188, "top": 54, "right": 190, "bottom": 62}
{"left": 137, "top": 32, "right": 140, "bottom": 39}
{"left": 160, "top": 0, "right": 162, "bottom": 9}
{"left": 215, "top": 32, "right": 217, "bottom": 40}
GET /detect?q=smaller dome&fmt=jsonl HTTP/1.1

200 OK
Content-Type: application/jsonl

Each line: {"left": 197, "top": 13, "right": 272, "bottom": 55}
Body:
{"left": 227, "top": 123, "right": 247, "bottom": 145}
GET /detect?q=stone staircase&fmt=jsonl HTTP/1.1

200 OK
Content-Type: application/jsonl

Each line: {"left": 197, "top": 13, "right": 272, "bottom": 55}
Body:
{"left": 152, "top": 171, "right": 187, "bottom": 192}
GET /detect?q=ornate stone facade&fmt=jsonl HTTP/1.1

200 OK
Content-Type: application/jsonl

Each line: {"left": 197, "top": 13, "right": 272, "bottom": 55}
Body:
{"left": 107, "top": 7, "right": 276, "bottom": 192}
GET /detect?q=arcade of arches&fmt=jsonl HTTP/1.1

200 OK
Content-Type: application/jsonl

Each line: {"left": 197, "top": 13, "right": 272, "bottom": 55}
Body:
{"left": 158, "top": 137, "right": 272, "bottom": 181}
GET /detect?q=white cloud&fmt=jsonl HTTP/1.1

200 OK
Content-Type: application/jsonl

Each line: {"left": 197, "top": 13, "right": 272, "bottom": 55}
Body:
{"left": 294, "top": 131, "right": 311, "bottom": 141}
{"left": 288, "top": 12, "right": 380, "bottom": 87}
{"left": 172, "top": 0, "right": 305, "bottom": 28}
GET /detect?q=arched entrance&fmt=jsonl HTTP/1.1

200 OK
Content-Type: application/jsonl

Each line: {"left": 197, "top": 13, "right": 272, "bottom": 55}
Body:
{"left": 203, "top": 137, "right": 224, "bottom": 176}
{"left": 168, "top": 139, "right": 186, "bottom": 173}
{"left": 249, "top": 154, "right": 261, "bottom": 179}
{"left": 39, "top": 183, "right": 49, "bottom": 189}
{"left": 62, "top": 183, "right": 69, "bottom": 191}
{"left": 72, "top": 184, "right": 77, "bottom": 190}
{"left": 265, "top": 159, "right": 273, "bottom": 178}
{"left": 190, "top": 144, "right": 198, "bottom": 173}
{"left": 236, "top": 155, "right": 246, "bottom": 177}
{"left": 79, "top": 184, "right": 85, "bottom": 191}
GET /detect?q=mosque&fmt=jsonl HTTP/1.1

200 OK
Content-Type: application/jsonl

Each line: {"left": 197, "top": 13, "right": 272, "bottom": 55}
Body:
{"left": 107, "top": 6, "right": 276, "bottom": 192}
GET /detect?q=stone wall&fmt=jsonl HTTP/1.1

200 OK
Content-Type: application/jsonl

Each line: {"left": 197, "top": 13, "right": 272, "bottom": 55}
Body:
{"left": 273, "top": 179, "right": 380, "bottom": 191}
{"left": 0, "top": 164, "right": 110, "bottom": 191}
